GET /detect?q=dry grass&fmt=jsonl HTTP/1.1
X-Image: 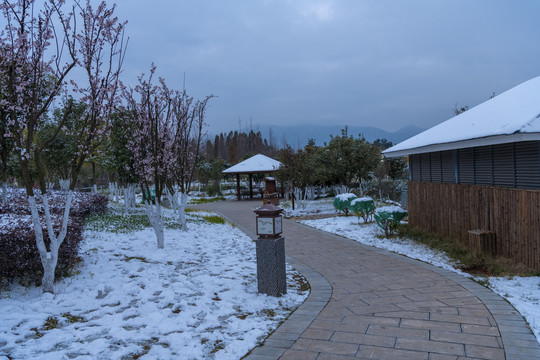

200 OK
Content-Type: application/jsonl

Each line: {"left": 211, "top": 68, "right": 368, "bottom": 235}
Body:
{"left": 399, "top": 224, "right": 540, "bottom": 277}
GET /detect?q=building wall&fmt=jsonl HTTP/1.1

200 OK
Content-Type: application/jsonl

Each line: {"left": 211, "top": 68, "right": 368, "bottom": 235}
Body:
{"left": 409, "top": 141, "right": 540, "bottom": 189}
{"left": 408, "top": 181, "right": 540, "bottom": 270}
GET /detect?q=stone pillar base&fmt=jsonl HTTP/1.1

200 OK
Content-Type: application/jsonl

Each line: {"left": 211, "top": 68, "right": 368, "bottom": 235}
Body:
{"left": 256, "top": 237, "right": 287, "bottom": 296}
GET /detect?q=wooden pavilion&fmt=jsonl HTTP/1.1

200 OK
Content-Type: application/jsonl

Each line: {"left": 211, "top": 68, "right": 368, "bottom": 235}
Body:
{"left": 222, "top": 154, "right": 282, "bottom": 200}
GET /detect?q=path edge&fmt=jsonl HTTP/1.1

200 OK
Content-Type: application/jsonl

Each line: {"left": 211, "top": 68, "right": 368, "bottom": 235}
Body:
{"left": 294, "top": 220, "right": 540, "bottom": 360}
{"left": 203, "top": 208, "right": 333, "bottom": 360}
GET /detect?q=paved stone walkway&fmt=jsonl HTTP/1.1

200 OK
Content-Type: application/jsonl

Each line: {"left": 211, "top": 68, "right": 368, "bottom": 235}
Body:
{"left": 193, "top": 200, "right": 540, "bottom": 360}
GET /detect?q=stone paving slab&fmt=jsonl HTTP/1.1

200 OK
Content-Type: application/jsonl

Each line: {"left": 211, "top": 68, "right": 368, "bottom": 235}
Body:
{"left": 192, "top": 200, "right": 540, "bottom": 360}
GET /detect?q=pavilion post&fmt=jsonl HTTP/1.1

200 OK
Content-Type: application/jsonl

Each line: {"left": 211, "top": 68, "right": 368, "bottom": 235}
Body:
{"left": 249, "top": 174, "right": 253, "bottom": 199}
{"left": 236, "top": 174, "right": 241, "bottom": 200}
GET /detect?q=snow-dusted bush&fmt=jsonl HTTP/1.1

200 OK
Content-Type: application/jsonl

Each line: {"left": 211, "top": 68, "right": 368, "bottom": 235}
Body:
{"left": 0, "top": 190, "right": 107, "bottom": 286}
{"left": 333, "top": 193, "right": 357, "bottom": 216}
{"left": 0, "top": 189, "right": 107, "bottom": 218}
{"left": 350, "top": 196, "right": 376, "bottom": 223}
{"left": 374, "top": 205, "right": 408, "bottom": 237}
{"left": 0, "top": 214, "right": 83, "bottom": 286}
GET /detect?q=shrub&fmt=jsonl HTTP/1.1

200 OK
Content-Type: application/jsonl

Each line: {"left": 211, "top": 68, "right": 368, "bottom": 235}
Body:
{"left": 332, "top": 193, "right": 357, "bottom": 216}
{"left": 0, "top": 190, "right": 108, "bottom": 287}
{"left": 0, "top": 188, "right": 108, "bottom": 218}
{"left": 206, "top": 183, "right": 221, "bottom": 197}
{"left": 189, "top": 196, "right": 225, "bottom": 205}
{"left": 0, "top": 214, "right": 84, "bottom": 287}
{"left": 350, "top": 197, "right": 376, "bottom": 223}
{"left": 374, "top": 206, "right": 408, "bottom": 237}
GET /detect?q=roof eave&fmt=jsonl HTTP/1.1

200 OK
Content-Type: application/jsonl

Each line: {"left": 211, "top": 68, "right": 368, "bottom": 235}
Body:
{"left": 222, "top": 169, "right": 280, "bottom": 175}
{"left": 383, "top": 132, "right": 540, "bottom": 157}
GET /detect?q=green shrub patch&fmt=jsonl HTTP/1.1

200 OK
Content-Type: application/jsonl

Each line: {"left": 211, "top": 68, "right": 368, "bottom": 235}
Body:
{"left": 332, "top": 193, "right": 357, "bottom": 216}
{"left": 374, "top": 206, "right": 408, "bottom": 237}
{"left": 350, "top": 197, "right": 376, "bottom": 223}
{"left": 0, "top": 189, "right": 108, "bottom": 287}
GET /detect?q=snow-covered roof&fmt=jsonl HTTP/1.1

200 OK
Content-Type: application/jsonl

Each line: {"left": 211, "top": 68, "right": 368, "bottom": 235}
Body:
{"left": 223, "top": 154, "right": 282, "bottom": 174}
{"left": 384, "top": 76, "right": 540, "bottom": 157}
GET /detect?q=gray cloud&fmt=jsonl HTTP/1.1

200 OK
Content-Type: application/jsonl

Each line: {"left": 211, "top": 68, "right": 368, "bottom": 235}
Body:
{"left": 115, "top": 0, "right": 540, "bottom": 134}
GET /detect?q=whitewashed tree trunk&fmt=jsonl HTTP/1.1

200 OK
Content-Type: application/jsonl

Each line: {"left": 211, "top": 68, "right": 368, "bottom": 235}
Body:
{"left": 358, "top": 181, "right": 365, "bottom": 197}
{"left": 92, "top": 184, "right": 98, "bottom": 194}
{"left": 59, "top": 179, "right": 70, "bottom": 190}
{"left": 172, "top": 192, "right": 189, "bottom": 231}
{"left": 145, "top": 197, "right": 165, "bottom": 249}
{"left": 163, "top": 187, "right": 174, "bottom": 212}
{"left": 305, "top": 186, "right": 316, "bottom": 201}
{"left": 129, "top": 184, "right": 136, "bottom": 209}
{"left": 294, "top": 187, "right": 306, "bottom": 209}
{"left": 1, "top": 182, "right": 7, "bottom": 206}
{"left": 123, "top": 184, "right": 136, "bottom": 213}
{"left": 333, "top": 185, "right": 348, "bottom": 195}
{"left": 172, "top": 188, "right": 178, "bottom": 214}
{"left": 109, "top": 182, "right": 120, "bottom": 202}
{"left": 47, "top": 182, "right": 54, "bottom": 191}
{"left": 124, "top": 184, "right": 137, "bottom": 213}
{"left": 28, "top": 191, "right": 74, "bottom": 293}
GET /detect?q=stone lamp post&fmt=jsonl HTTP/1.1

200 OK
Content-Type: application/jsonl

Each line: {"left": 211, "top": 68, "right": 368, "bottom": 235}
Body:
{"left": 254, "top": 203, "right": 286, "bottom": 296}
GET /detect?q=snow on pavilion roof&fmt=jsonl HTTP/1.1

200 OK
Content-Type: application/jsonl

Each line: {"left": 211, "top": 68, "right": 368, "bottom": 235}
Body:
{"left": 222, "top": 154, "right": 282, "bottom": 174}
{"left": 384, "top": 76, "right": 540, "bottom": 157}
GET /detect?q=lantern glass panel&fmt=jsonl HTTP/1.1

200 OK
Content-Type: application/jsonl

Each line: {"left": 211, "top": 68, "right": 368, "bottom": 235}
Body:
{"left": 257, "top": 217, "right": 274, "bottom": 235}
{"left": 275, "top": 216, "right": 282, "bottom": 234}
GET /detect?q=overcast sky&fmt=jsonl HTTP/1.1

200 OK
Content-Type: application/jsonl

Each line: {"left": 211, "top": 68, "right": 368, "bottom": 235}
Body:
{"left": 114, "top": 0, "right": 540, "bottom": 134}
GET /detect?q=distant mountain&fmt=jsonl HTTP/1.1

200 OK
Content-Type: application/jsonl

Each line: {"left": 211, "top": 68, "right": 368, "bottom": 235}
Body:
{"left": 251, "top": 124, "right": 425, "bottom": 148}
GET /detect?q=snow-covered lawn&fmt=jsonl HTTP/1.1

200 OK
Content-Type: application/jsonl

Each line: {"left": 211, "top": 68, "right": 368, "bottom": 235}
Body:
{"left": 281, "top": 198, "right": 336, "bottom": 218}
{"left": 300, "top": 215, "right": 540, "bottom": 345}
{"left": 0, "top": 209, "right": 308, "bottom": 360}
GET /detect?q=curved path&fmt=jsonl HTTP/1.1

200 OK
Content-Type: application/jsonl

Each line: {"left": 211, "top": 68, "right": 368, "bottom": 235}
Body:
{"left": 193, "top": 200, "right": 540, "bottom": 360}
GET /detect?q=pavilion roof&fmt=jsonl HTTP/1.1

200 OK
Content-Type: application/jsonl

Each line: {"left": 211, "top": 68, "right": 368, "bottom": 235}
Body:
{"left": 222, "top": 154, "right": 282, "bottom": 174}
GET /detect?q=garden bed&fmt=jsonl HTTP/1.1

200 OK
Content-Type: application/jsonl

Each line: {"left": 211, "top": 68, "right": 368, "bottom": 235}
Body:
{"left": 0, "top": 207, "right": 308, "bottom": 359}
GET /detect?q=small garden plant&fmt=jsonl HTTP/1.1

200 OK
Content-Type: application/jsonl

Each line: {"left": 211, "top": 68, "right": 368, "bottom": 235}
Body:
{"left": 350, "top": 197, "right": 376, "bottom": 223}
{"left": 374, "top": 206, "right": 408, "bottom": 237}
{"left": 332, "top": 193, "right": 358, "bottom": 216}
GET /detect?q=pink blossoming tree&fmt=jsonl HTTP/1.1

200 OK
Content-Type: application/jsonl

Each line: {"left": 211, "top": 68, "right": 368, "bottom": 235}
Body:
{"left": 125, "top": 66, "right": 213, "bottom": 242}
{"left": 0, "top": 0, "right": 125, "bottom": 293}
{"left": 124, "top": 65, "right": 176, "bottom": 248}
{"left": 169, "top": 90, "right": 213, "bottom": 230}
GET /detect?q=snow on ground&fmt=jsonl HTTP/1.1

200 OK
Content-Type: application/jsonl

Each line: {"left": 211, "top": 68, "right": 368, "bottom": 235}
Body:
{"left": 488, "top": 276, "right": 540, "bottom": 343}
{"left": 300, "top": 213, "right": 540, "bottom": 346}
{"left": 0, "top": 208, "right": 308, "bottom": 360}
{"left": 281, "top": 198, "right": 336, "bottom": 218}
{"left": 301, "top": 216, "right": 469, "bottom": 276}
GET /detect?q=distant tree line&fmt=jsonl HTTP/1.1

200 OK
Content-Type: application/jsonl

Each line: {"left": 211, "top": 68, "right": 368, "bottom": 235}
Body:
{"left": 195, "top": 130, "right": 277, "bottom": 195}
{"left": 197, "top": 127, "right": 408, "bottom": 198}
{"left": 205, "top": 130, "right": 278, "bottom": 163}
